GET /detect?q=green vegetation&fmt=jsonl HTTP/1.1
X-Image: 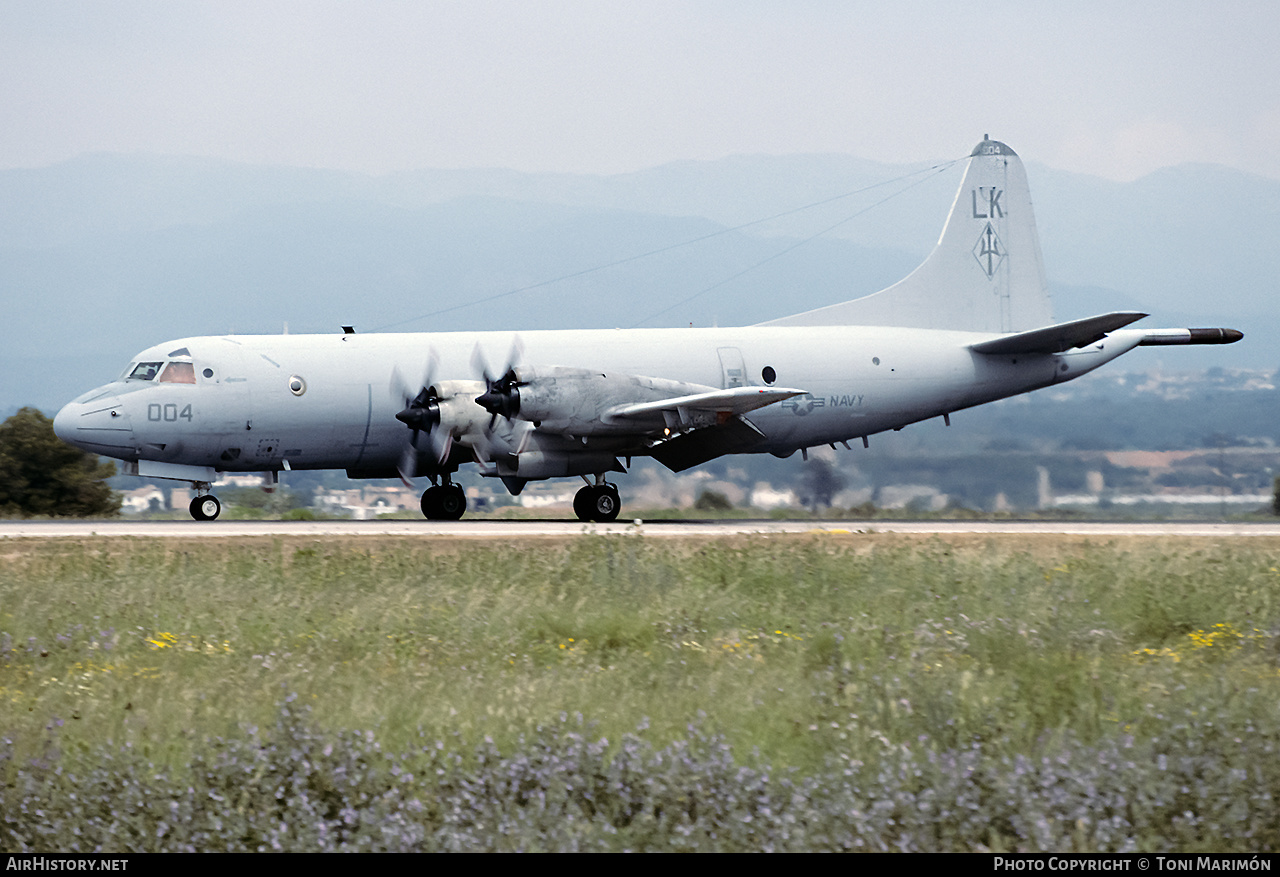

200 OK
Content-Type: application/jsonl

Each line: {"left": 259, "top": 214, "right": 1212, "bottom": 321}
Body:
{"left": 0, "top": 408, "right": 118, "bottom": 518}
{"left": 3, "top": 534, "right": 1280, "bottom": 850}
{"left": 214, "top": 486, "right": 313, "bottom": 519}
{"left": 693, "top": 489, "right": 734, "bottom": 511}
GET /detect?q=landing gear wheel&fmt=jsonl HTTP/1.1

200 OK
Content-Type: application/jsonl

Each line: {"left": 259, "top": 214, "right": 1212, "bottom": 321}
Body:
{"left": 437, "top": 484, "right": 466, "bottom": 520}
{"left": 420, "top": 488, "right": 440, "bottom": 519}
{"left": 573, "top": 484, "right": 620, "bottom": 523}
{"left": 572, "top": 486, "right": 593, "bottom": 521}
{"left": 421, "top": 484, "right": 466, "bottom": 520}
{"left": 190, "top": 494, "right": 221, "bottom": 521}
{"left": 594, "top": 485, "right": 621, "bottom": 522}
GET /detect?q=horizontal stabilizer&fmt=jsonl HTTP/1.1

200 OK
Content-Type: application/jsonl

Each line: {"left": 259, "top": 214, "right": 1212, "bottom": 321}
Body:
{"left": 605, "top": 385, "right": 806, "bottom": 422}
{"left": 969, "top": 312, "right": 1148, "bottom": 356}
{"left": 1136, "top": 327, "right": 1244, "bottom": 346}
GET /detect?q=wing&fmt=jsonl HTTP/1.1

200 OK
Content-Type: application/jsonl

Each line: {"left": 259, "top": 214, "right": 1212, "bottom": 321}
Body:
{"left": 605, "top": 385, "right": 807, "bottom": 472}
{"left": 604, "top": 385, "right": 807, "bottom": 426}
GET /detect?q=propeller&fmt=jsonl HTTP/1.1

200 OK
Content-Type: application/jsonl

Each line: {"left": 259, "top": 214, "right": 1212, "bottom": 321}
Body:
{"left": 390, "top": 354, "right": 453, "bottom": 483}
{"left": 472, "top": 338, "right": 525, "bottom": 426}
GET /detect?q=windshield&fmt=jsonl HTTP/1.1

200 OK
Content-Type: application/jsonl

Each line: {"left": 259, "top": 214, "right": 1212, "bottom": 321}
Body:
{"left": 126, "top": 362, "right": 164, "bottom": 381}
{"left": 159, "top": 361, "right": 196, "bottom": 384}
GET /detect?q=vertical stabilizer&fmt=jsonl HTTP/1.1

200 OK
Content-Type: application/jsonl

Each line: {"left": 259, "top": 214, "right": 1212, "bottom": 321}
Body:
{"left": 760, "top": 137, "right": 1053, "bottom": 332}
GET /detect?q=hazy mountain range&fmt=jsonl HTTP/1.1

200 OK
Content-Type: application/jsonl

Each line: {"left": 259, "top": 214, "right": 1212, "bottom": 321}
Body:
{"left": 4, "top": 149, "right": 1277, "bottom": 414}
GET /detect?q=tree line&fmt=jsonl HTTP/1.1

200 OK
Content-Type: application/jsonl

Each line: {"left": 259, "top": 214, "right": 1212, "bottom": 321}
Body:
{"left": 0, "top": 408, "right": 119, "bottom": 517}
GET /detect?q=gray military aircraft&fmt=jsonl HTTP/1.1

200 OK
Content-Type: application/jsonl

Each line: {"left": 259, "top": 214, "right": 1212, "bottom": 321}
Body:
{"left": 53, "top": 137, "right": 1242, "bottom": 521}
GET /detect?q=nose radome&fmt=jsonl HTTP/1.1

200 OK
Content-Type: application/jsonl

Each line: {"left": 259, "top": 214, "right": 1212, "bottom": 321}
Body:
{"left": 52, "top": 391, "right": 132, "bottom": 455}
{"left": 52, "top": 401, "right": 78, "bottom": 444}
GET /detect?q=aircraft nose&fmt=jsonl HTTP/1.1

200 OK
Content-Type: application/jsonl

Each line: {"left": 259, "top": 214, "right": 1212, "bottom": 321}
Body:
{"left": 52, "top": 402, "right": 76, "bottom": 444}
{"left": 52, "top": 389, "right": 134, "bottom": 455}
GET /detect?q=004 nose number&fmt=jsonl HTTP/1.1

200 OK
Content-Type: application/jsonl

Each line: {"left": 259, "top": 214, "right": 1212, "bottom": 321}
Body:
{"left": 147, "top": 404, "right": 193, "bottom": 422}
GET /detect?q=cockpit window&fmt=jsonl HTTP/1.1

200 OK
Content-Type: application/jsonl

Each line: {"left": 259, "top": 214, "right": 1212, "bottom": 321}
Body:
{"left": 127, "top": 362, "right": 164, "bottom": 381}
{"left": 167, "top": 347, "right": 191, "bottom": 357}
{"left": 159, "top": 361, "right": 196, "bottom": 384}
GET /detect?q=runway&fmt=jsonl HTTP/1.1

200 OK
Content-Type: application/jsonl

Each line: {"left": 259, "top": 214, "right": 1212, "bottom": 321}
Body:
{"left": 4, "top": 518, "right": 1280, "bottom": 539}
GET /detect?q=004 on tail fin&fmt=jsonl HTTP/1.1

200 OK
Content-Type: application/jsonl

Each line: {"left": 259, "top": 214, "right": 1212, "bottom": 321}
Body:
{"left": 760, "top": 137, "right": 1054, "bottom": 333}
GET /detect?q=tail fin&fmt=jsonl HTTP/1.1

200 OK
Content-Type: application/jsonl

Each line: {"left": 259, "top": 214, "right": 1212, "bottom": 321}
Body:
{"left": 760, "top": 137, "right": 1054, "bottom": 332}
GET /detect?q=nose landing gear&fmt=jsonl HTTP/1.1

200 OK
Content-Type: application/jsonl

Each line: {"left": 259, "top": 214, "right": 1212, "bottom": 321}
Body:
{"left": 189, "top": 494, "right": 221, "bottom": 521}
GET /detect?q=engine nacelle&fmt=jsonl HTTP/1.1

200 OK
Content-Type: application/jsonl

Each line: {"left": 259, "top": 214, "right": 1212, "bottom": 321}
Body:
{"left": 428, "top": 380, "right": 490, "bottom": 439}
{"left": 505, "top": 367, "right": 715, "bottom": 435}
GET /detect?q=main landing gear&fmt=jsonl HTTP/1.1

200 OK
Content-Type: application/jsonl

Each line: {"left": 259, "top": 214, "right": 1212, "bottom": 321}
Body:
{"left": 573, "top": 481, "right": 620, "bottom": 523}
{"left": 189, "top": 494, "right": 221, "bottom": 521}
{"left": 421, "top": 482, "right": 466, "bottom": 520}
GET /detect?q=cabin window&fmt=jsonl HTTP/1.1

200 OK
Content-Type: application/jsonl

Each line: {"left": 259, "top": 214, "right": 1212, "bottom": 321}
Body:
{"left": 159, "top": 361, "right": 196, "bottom": 384}
{"left": 127, "top": 362, "right": 164, "bottom": 381}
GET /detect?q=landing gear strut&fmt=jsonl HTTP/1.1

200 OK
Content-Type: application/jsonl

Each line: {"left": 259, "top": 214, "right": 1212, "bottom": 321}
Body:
{"left": 189, "top": 494, "right": 221, "bottom": 521}
{"left": 421, "top": 482, "right": 466, "bottom": 520}
{"left": 573, "top": 482, "right": 620, "bottom": 523}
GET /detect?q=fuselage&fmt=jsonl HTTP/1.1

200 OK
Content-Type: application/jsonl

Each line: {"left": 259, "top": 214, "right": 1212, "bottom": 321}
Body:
{"left": 53, "top": 324, "right": 1137, "bottom": 480}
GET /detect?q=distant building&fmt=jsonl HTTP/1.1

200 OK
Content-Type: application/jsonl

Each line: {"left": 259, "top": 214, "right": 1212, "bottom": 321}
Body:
{"left": 749, "top": 483, "right": 797, "bottom": 510}
{"left": 314, "top": 485, "right": 419, "bottom": 519}
{"left": 518, "top": 483, "right": 577, "bottom": 509}
{"left": 120, "top": 485, "right": 167, "bottom": 514}
{"left": 217, "top": 473, "right": 269, "bottom": 488}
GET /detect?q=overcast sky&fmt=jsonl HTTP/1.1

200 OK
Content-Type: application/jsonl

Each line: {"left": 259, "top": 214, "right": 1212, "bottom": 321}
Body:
{"left": 4, "top": 1, "right": 1279, "bottom": 181}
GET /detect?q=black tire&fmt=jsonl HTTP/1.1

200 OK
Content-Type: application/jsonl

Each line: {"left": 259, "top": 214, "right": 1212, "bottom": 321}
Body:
{"left": 573, "top": 486, "right": 595, "bottom": 522}
{"left": 574, "top": 485, "right": 620, "bottom": 522}
{"left": 420, "top": 487, "right": 441, "bottom": 519}
{"left": 422, "top": 485, "right": 466, "bottom": 520}
{"left": 190, "top": 494, "right": 221, "bottom": 521}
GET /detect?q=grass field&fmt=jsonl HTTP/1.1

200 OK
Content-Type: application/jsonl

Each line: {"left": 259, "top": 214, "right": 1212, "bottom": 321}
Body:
{"left": 3, "top": 532, "right": 1280, "bottom": 851}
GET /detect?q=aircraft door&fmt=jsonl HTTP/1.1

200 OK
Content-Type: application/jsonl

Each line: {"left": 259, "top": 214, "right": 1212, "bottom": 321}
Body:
{"left": 717, "top": 347, "right": 747, "bottom": 389}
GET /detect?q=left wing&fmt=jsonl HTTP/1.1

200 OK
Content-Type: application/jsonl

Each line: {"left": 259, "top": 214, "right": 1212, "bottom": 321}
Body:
{"left": 604, "top": 385, "right": 807, "bottom": 426}
{"left": 604, "top": 385, "right": 807, "bottom": 472}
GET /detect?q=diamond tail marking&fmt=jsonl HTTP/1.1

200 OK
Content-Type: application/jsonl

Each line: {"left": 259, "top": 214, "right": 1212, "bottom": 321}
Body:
{"left": 974, "top": 222, "right": 1005, "bottom": 279}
